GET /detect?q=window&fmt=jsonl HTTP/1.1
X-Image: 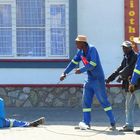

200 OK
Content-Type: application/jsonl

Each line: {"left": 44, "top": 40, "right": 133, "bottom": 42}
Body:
{"left": 0, "top": 0, "right": 69, "bottom": 59}
{"left": 16, "top": 0, "right": 46, "bottom": 57}
{"left": 46, "top": 0, "right": 69, "bottom": 59}
{"left": 0, "top": 4, "right": 12, "bottom": 56}
{"left": 49, "top": 4, "right": 67, "bottom": 56}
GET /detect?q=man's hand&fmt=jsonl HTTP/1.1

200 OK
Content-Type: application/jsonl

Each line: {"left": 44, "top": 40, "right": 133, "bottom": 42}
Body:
{"left": 129, "top": 84, "right": 135, "bottom": 93}
{"left": 105, "top": 79, "right": 110, "bottom": 84}
{"left": 75, "top": 68, "right": 81, "bottom": 74}
{"left": 116, "top": 76, "right": 122, "bottom": 83}
{"left": 60, "top": 73, "right": 66, "bottom": 81}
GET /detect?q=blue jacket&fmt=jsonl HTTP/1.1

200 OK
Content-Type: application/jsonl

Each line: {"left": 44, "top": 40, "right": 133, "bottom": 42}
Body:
{"left": 64, "top": 44, "right": 105, "bottom": 81}
{"left": 131, "top": 53, "right": 140, "bottom": 85}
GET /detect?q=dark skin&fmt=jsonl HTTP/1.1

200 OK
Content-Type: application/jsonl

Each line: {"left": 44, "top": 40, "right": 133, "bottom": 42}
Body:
{"left": 122, "top": 46, "right": 132, "bottom": 55}
{"left": 60, "top": 41, "right": 88, "bottom": 81}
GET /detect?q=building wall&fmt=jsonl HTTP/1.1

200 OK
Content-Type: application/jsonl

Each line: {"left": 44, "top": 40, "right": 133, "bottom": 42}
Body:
{"left": 0, "top": 68, "right": 86, "bottom": 84}
{"left": 0, "top": 1, "right": 139, "bottom": 107}
{"left": 0, "top": 0, "right": 126, "bottom": 84}
{"left": 77, "top": 0, "right": 124, "bottom": 78}
{"left": 0, "top": 0, "right": 78, "bottom": 84}
{"left": 0, "top": 86, "right": 126, "bottom": 107}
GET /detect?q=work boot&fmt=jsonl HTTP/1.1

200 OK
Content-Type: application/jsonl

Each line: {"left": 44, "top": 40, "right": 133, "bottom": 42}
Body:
{"left": 119, "top": 125, "right": 133, "bottom": 132}
{"left": 135, "top": 130, "right": 140, "bottom": 135}
{"left": 109, "top": 123, "right": 116, "bottom": 131}
{"left": 29, "top": 117, "right": 45, "bottom": 127}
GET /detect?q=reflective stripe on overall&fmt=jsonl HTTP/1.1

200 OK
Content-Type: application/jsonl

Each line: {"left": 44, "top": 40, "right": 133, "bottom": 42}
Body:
{"left": 82, "top": 80, "right": 115, "bottom": 125}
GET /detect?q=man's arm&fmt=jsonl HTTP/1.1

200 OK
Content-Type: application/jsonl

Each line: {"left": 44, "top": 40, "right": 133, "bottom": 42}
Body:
{"left": 130, "top": 55, "right": 140, "bottom": 85}
{"left": 60, "top": 51, "right": 81, "bottom": 81}
{"left": 129, "top": 54, "right": 140, "bottom": 92}
{"left": 106, "top": 59, "right": 125, "bottom": 83}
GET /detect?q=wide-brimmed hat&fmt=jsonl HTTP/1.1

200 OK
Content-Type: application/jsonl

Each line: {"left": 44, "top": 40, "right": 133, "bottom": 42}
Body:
{"left": 75, "top": 35, "right": 87, "bottom": 42}
{"left": 133, "top": 37, "right": 140, "bottom": 44}
{"left": 121, "top": 41, "right": 132, "bottom": 48}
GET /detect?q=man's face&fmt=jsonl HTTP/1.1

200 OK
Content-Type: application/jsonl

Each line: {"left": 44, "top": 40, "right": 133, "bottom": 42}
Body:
{"left": 122, "top": 46, "right": 132, "bottom": 54}
{"left": 76, "top": 41, "right": 85, "bottom": 50}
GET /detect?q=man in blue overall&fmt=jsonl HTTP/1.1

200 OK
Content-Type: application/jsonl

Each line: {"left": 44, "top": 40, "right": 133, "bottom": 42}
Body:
{"left": 129, "top": 36, "right": 140, "bottom": 135}
{"left": 60, "top": 35, "right": 116, "bottom": 130}
{"left": 0, "top": 98, "right": 45, "bottom": 128}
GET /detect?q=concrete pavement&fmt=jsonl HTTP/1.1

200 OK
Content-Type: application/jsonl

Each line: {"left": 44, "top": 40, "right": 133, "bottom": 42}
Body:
{"left": 0, "top": 107, "right": 140, "bottom": 140}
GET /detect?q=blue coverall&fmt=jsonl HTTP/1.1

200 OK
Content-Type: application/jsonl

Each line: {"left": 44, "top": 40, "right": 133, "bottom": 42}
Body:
{"left": 0, "top": 98, "right": 29, "bottom": 128}
{"left": 64, "top": 44, "right": 116, "bottom": 126}
{"left": 131, "top": 53, "right": 140, "bottom": 85}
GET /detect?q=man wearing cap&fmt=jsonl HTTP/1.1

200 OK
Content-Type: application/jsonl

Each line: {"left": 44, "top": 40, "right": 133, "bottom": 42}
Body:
{"left": 60, "top": 35, "right": 116, "bottom": 130}
{"left": 106, "top": 40, "right": 137, "bottom": 132}
{"left": 129, "top": 37, "right": 140, "bottom": 135}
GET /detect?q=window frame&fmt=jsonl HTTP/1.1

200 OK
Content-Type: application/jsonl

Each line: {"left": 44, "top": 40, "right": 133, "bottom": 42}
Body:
{"left": 45, "top": 0, "right": 69, "bottom": 59}
{"left": 0, "top": 0, "right": 77, "bottom": 68}
{"left": 0, "top": 0, "right": 16, "bottom": 57}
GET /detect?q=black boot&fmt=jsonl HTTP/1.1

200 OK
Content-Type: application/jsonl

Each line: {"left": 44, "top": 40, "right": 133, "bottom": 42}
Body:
{"left": 109, "top": 123, "right": 116, "bottom": 131}
{"left": 119, "top": 125, "right": 133, "bottom": 132}
{"left": 135, "top": 130, "right": 140, "bottom": 135}
{"left": 29, "top": 117, "right": 45, "bottom": 127}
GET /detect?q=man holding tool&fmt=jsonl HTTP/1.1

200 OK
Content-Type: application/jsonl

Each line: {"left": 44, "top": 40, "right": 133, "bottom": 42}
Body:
{"left": 60, "top": 35, "right": 116, "bottom": 130}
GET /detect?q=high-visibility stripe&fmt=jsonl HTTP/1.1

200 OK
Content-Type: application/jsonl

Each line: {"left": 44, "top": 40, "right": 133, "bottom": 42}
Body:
{"left": 90, "top": 61, "right": 97, "bottom": 67}
{"left": 134, "top": 69, "right": 140, "bottom": 75}
{"left": 10, "top": 120, "right": 14, "bottom": 127}
{"left": 83, "top": 108, "right": 92, "bottom": 112}
{"left": 104, "top": 106, "right": 112, "bottom": 112}
{"left": 72, "top": 59, "right": 78, "bottom": 65}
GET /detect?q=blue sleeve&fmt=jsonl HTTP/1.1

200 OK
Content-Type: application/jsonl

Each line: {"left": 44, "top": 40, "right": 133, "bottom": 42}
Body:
{"left": 80, "top": 47, "right": 97, "bottom": 73}
{"left": 131, "top": 54, "right": 140, "bottom": 85}
{"left": 64, "top": 51, "right": 81, "bottom": 74}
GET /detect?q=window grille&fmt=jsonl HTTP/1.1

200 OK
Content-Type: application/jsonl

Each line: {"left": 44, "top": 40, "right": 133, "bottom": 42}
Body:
{"left": 0, "top": 0, "right": 69, "bottom": 59}
{"left": 0, "top": 4, "right": 12, "bottom": 56}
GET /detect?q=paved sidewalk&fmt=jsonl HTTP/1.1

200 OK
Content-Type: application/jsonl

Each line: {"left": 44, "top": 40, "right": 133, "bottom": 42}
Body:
{"left": 0, "top": 107, "right": 140, "bottom": 140}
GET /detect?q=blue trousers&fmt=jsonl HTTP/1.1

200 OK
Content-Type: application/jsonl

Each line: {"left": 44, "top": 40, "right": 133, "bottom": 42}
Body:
{"left": 0, "top": 98, "right": 29, "bottom": 128}
{"left": 82, "top": 80, "right": 115, "bottom": 126}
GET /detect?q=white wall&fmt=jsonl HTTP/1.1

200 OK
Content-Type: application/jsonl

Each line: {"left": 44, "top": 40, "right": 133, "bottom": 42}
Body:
{"left": 0, "top": 68, "right": 86, "bottom": 84}
{"left": 0, "top": 0, "right": 125, "bottom": 84}
{"left": 77, "top": 0, "right": 124, "bottom": 78}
